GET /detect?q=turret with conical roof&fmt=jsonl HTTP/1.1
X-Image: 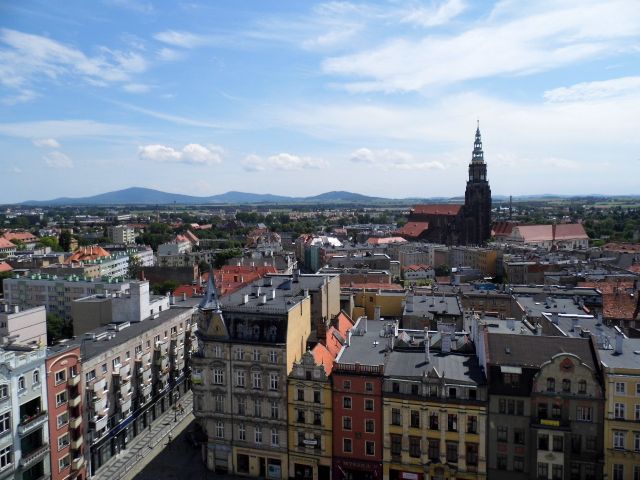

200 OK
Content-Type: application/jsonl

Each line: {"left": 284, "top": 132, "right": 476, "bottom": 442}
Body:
{"left": 199, "top": 270, "right": 221, "bottom": 312}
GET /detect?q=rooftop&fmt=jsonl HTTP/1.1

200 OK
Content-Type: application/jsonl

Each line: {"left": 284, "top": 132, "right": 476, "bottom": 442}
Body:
{"left": 385, "top": 350, "right": 485, "bottom": 385}
{"left": 336, "top": 317, "right": 388, "bottom": 367}
{"left": 404, "top": 294, "right": 462, "bottom": 317}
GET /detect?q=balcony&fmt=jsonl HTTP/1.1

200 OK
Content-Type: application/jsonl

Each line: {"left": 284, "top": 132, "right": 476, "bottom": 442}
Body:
{"left": 114, "top": 364, "right": 131, "bottom": 383}
{"left": 71, "top": 435, "right": 83, "bottom": 450}
{"left": 88, "top": 377, "right": 106, "bottom": 394}
{"left": 19, "top": 443, "right": 50, "bottom": 468}
{"left": 142, "top": 369, "right": 153, "bottom": 385}
{"left": 70, "top": 414, "right": 82, "bottom": 430}
{"left": 67, "top": 375, "right": 80, "bottom": 387}
{"left": 71, "top": 456, "right": 85, "bottom": 471}
{"left": 155, "top": 357, "right": 169, "bottom": 370}
{"left": 69, "top": 394, "right": 81, "bottom": 408}
{"left": 140, "top": 384, "right": 152, "bottom": 399}
{"left": 92, "top": 395, "right": 107, "bottom": 415}
{"left": 18, "top": 411, "right": 48, "bottom": 436}
{"left": 118, "top": 396, "right": 132, "bottom": 413}
{"left": 90, "top": 414, "right": 108, "bottom": 432}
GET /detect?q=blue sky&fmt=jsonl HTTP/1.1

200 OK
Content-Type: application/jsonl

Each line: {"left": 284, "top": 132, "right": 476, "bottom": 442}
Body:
{"left": 1, "top": 0, "right": 640, "bottom": 203}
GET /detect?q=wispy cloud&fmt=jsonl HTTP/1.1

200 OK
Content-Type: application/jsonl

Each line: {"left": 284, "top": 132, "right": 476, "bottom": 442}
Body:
{"left": 0, "top": 28, "right": 149, "bottom": 99}
{"left": 123, "top": 83, "right": 152, "bottom": 93}
{"left": 544, "top": 76, "right": 640, "bottom": 103}
{"left": 0, "top": 119, "right": 145, "bottom": 139}
{"left": 104, "top": 0, "right": 154, "bottom": 14}
{"left": 44, "top": 151, "right": 73, "bottom": 168}
{"left": 139, "top": 143, "right": 224, "bottom": 165}
{"left": 154, "top": 30, "right": 208, "bottom": 48}
{"left": 401, "top": 0, "right": 467, "bottom": 27}
{"left": 114, "top": 101, "right": 235, "bottom": 129}
{"left": 323, "top": 0, "right": 640, "bottom": 92}
{"left": 350, "top": 147, "right": 445, "bottom": 170}
{"left": 242, "top": 153, "right": 328, "bottom": 172}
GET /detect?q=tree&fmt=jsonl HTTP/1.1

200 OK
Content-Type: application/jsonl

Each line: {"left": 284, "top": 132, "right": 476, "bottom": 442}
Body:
{"left": 11, "top": 239, "right": 26, "bottom": 251}
{"left": 37, "top": 236, "right": 63, "bottom": 252}
{"left": 214, "top": 248, "right": 242, "bottom": 268}
{"left": 435, "top": 265, "right": 451, "bottom": 277}
{"left": 59, "top": 230, "right": 73, "bottom": 251}
{"left": 151, "top": 280, "right": 179, "bottom": 296}
{"left": 127, "top": 253, "right": 143, "bottom": 280}
{"left": 47, "top": 313, "right": 73, "bottom": 345}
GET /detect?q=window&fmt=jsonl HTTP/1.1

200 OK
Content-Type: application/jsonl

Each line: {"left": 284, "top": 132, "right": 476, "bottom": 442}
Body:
{"left": 634, "top": 432, "right": 640, "bottom": 452}
{"left": 364, "top": 399, "right": 374, "bottom": 411}
{"left": 365, "top": 382, "right": 373, "bottom": 392}
{"left": 252, "top": 372, "right": 261, "bottom": 389}
{"left": 313, "top": 411, "right": 322, "bottom": 425}
{"left": 213, "top": 369, "right": 224, "bottom": 385}
{"left": 547, "top": 378, "right": 555, "bottom": 392}
{"left": 365, "top": 419, "right": 375, "bottom": 433}
{"left": 365, "top": 441, "right": 375, "bottom": 456}
{"left": 410, "top": 410, "right": 420, "bottom": 428}
{"left": 238, "top": 423, "right": 246, "bottom": 441}
{"left": 635, "top": 466, "right": 640, "bottom": 480}
{"left": 390, "top": 434, "right": 402, "bottom": 457}
{"left": 254, "top": 399, "right": 262, "bottom": 417}
{"left": 343, "top": 416, "right": 352, "bottom": 430}
{"left": 271, "top": 428, "right": 279, "bottom": 446}
{"left": 236, "top": 370, "right": 245, "bottom": 388}
{"left": 447, "top": 414, "right": 458, "bottom": 432}
{"left": 507, "top": 399, "right": 515, "bottom": 415}
{"left": 135, "top": 344, "right": 143, "bottom": 355}
{"left": 0, "top": 445, "right": 11, "bottom": 470}
{"left": 616, "top": 382, "right": 626, "bottom": 394}
{"left": 215, "top": 421, "right": 224, "bottom": 439}
{"left": 517, "top": 400, "right": 524, "bottom": 415}
{"left": 636, "top": 404, "right": 640, "bottom": 421}
{"left": 514, "top": 457, "right": 524, "bottom": 472}
{"left": 498, "top": 398, "right": 506, "bottom": 414}
{"left": 514, "top": 428, "right": 525, "bottom": 445}
{"left": 18, "top": 376, "right": 25, "bottom": 391}
{"left": 0, "top": 385, "right": 7, "bottom": 400}
{"left": 538, "top": 433, "right": 549, "bottom": 450}
{"left": 33, "top": 370, "right": 40, "bottom": 384}
{"left": 214, "top": 345, "right": 222, "bottom": 358}
{"left": 271, "top": 401, "right": 279, "bottom": 419}
{"left": 214, "top": 395, "right": 224, "bottom": 413}
{"left": 269, "top": 372, "right": 279, "bottom": 390}
{"left": 411, "top": 384, "right": 419, "bottom": 396}
{"left": 577, "top": 406, "right": 593, "bottom": 422}
{"left": 446, "top": 442, "right": 458, "bottom": 463}
{"left": 0, "top": 412, "right": 10, "bottom": 435}
{"left": 254, "top": 426, "right": 262, "bottom": 444}
{"left": 59, "top": 454, "right": 70, "bottom": 472}
{"left": 553, "top": 435, "right": 564, "bottom": 452}
{"left": 125, "top": 350, "right": 131, "bottom": 360}
{"left": 497, "top": 454, "right": 507, "bottom": 470}
{"left": 253, "top": 349, "right": 260, "bottom": 362}
{"left": 343, "top": 380, "right": 351, "bottom": 390}
{"left": 570, "top": 462, "right": 580, "bottom": 480}
{"left": 586, "top": 435, "right": 597, "bottom": 451}
{"left": 55, "top": 370, "right": 66, "bottom": 384}
{"left": 238, "top": 397, "right": 246, "bottom": 415}
{"left": 614, "top": 402, "right": 625, "bottom": 419}
{"left": 85, "top": 370, "right": 96, "bottom": 382}
{"left": 497, "top": 426, "right": 508, "bottom": 442}
{"left": 235, "top": 348, "right": 245, "bottom": 360}
{"left": 269, "top": 350, "right": 277, "bottom": 363}
{"left": 637, "top": 383, "right": 640, "bottom": 396}
{"left": 578, "top": 380, "right": 587, "bottom": 394}
{"left": 409, "top": 436, "right": 421, "bottom": 458}
{"left": 613, "top": 464, "right": 624, "bottom": 480}
{"left": 538, "top": 462, "right": 549, "bottom": 479}
{"left": 391, "top": 408, "right": 401, "bottom": 426}
{"left": 58, "top": 433, "right": 70, "bottom": 450}
{"left": 343, "top": 438, "right": 352, "bottom": 453}
{"left": 551, "top": 403, "right": 562, "bottom": 419}
{"left": 57, "top": 412, "right": 69, "bottom": 428}
{"left": 467, "top": 415, "right": 478, "bottom": 434}
{"left": 504, "top": 373, "right": 520, "bottom": 385}
{"left": 297, "top": 410, "right": 305, "bottom": 423}
{"left": 343, "top": 396, "right": 352, "bottom": 409}
{"left": 448, "top": 387, "right": 457, "bottom": 399}
{"left": 429, "top": 412, "right": 439, "bottom": 430}
{"left": 101, "top": 363, "right": 108, "bottom": 373}
{"left": 466, "top": 443, "right": 478, "bottom": 466}
{"left": 428, "top": 440, "right": 439, "bottom": 460}
{"left": 552, "top": 464, "right": 563, "bottom": 480}
{"left": 562, "top": 379, "right": 571, "bottom": 392}
{"left": 613, "top": 431, "right": 625, "bottom": 450}
{"left": 313, "top": 390, "right": 321, "bottom": 403}
{"left": 538, "top": 402, "right": 548, "bottom": 419}
{"left": 112, "top": 357, "right": 121, "bottom": 369}
{"left": 56, "top": 391, "right": 68, "bottom": 407}
{"left": 297, "top": 388, "right": 304, "bottom": 401}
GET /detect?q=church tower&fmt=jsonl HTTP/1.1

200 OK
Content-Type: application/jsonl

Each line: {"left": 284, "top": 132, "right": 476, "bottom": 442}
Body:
{"left": 464, "top": 122, "right": 492, "bottom": 244}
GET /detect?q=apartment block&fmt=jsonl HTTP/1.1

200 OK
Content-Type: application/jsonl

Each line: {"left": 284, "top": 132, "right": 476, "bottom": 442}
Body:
{"left": 106, "top": 226, "right": 136, "bottom": 245}
{"left": 0, "top": 304, "right": 46, "bottom": 346}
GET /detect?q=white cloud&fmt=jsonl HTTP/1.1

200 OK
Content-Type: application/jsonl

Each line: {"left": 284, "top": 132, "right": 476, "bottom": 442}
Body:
{"left": 401, "top": 0, "right": 467, "bottom": 27}
{"left": 544, "top": 76, "right": 640, "bottom": 103}
{"left": 33, "top": 138, "right": 60, "bottom": 148}
{"left": 157, "top": 47, "right": 183, "bottom": 61}
{"left": 350, "top": 147, "right": 444, "bottom": 170}
{"left": 1, "top": 89, "right": 37, "bottom": 105}
{"left": 123, "top": 83, "right": 151, "bottom": 93}
{"left": 44, "top": 151, "right": 73, "bottom": 168}
{"left": 114, "top": 101, "right": 234, "bottom": 129}
{"left": 0, "top": 28, "right": 149, "bottom": 98}
{"left": 0, "top": 119, "right": 145, "bottom": 139}
{"left": 242, "top": 153, "right": 328, "bottom": 172}
{"left": 104, "top": 0, "right": 154, "bottom": 14}
{"left": 323, "top": 0, "right": 640, "bottom": 92}
{"left": 154, "top": 30, "right": 207, "bottom": 49}
{"left": 9, "top": 166, "right": 22, "bottom": 174}
{"left": 139, "top": 143, "right": 224, "bottom": 166}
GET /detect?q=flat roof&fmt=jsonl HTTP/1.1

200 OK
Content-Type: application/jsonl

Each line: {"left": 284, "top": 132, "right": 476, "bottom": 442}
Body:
{"left": 404, "top": 295, "right": 461, "bottom": 316}
{"left": 515, "top": 296, "right": 587, "bottom": 317}
{"left": 336, "top": 318, "right": 388, "bottom": 366}
{"left": 385, "top": 350, "right": 485, "bottom": 385}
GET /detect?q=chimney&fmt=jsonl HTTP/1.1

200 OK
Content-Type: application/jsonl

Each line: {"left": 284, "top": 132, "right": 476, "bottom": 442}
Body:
{"left": 182, "top": 293, "right": 187, "bottom": 302}
{"left": 614, "top": 326, "right": 624, "bottom": 354}
{"left": 551, "top": 312, "right": 559, "bottom": 325}
{"left": 271, "top": 289, "right": 276, "bottom": 300}
{"left": 13, "top": 305, "right": 19, "bottom": 314}
{"left": 571, "top": 317, "right": 579, "bottom": 332}
{"left": 347, "top": 329, "right": 352, "bottom": 347}
{"left": 442, "top": 331, "right": 451, "bottom": 353}
{"left": 424, "top": 330, "right": 430, "bottom": 363}
{"left": 506, "top": 318, "right": 515, "bottom": 331}
{"left": 374, "top": 305, "right": 381, "bottom": 321}
{"left": 260, "top": 294, "right": 267, "bottom": 305}
{"left": 169, "top": 293, "right": 175, "bottom": 305}
{"left": 243, "top": 294, "right": 249, "bottom": 304}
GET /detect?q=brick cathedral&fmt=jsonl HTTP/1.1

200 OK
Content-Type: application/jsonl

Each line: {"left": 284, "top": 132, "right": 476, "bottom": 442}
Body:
{"left": 399, "top": 123, "right": 492, "bottom": 245}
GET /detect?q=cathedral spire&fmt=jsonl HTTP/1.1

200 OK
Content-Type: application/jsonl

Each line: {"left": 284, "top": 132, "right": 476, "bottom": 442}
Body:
{"left": 199, "top": 269, "right": 221, "bottom": 312}
{"left": 472, "top": 121, "right": 484, "bottom": 164}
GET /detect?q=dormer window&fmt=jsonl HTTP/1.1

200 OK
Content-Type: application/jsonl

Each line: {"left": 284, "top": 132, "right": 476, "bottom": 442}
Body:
{"left": 547, "top": 378, "right": 555, "bottom": 392}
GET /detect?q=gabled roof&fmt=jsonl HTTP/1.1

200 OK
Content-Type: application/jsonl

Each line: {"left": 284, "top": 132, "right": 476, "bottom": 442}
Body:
{"left": 311, "top": 343, "right": 335, "bottom": 375}
{"left": 403, "top": 264, "right": 433, "bottom": 272}
{"left": 65, "top": 245, "right": 111, "bottom": 263}
{"left": 398, "top": 221, "right": 429, "bottom": 238}
{"left": 0, "top": 238, "right": 16, "bottom": 249}
{"left": 511, "top": 224, "right": 588, "bottom": 242}
{"left": 492, "top": 221, "right": 518, "bottom": 237}
{"left": 413, "top": 204, "right": 463, "bottom": 216}
{"left": 0, "top": 261, "right": 13, "bottom": 273}
{"left": 2, "top": 231, "right": 38, "bottom": 243}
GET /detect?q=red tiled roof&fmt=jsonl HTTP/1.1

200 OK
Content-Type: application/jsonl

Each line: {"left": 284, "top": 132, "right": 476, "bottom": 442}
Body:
{"left": 492, "top": 221, "right": 518, "bottom": 238}
{"left": 403, "top": 264, "right": 433, "bottom": 272}
{"left": 366, "top": 236, "right": 407, "bottom": 245}
{"left": 603, "top": 242, "right": 640, "bottom": 253}
{"left": 65, "top": 246, "right": 111, "bottom": 263}
{"left": 398, "top": 222, "right": 429, "bottom": 238}
{"left": 603, "top": 291, "right": 639, "bottom": 321}
{"left": 3, "top": 231, "right": 38, "bottom": 243}
{"left": 0, "top": 238, "right": 16, "bottom": 249}
{"left": 173, "top": 284, "right": 205, "bottom": 298}
{"left": 311, "top": 343, "right": 335, "bottom": 375}
{"left": 628, "top": 265, "right": 640, "bottom": 274}
{"left": 413, "top": 204, "right": 463, "bottom": 216}
{"left": 335, "top": 311, "right": 354, "bottom": 337}
{"left": 183, "top": 230, "right": 199, "bottom": 243}
{"left": 578, "top": 281, "right": 635, "bottom": 294}
{"left": 0, "top": 262, "right": 13, "bottom": 273}
{"left": 512, "top": 224, "right": 588, "bottom": 242}
{"left": 200, "top": 265, "right": 278, "bottom": 296}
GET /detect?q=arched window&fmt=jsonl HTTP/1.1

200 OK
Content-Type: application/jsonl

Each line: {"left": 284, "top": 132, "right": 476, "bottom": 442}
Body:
{"left": 578, "top": 380, "right": 587, "bottom": 394}
{"left": 562, "top": 379, "right": 570, "bottom": 392}
{"left": 33, "top": 370, "right": 40, "bottom": 384}
{"left": 18, "top": 376, "right": 25, "bottom": 390}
